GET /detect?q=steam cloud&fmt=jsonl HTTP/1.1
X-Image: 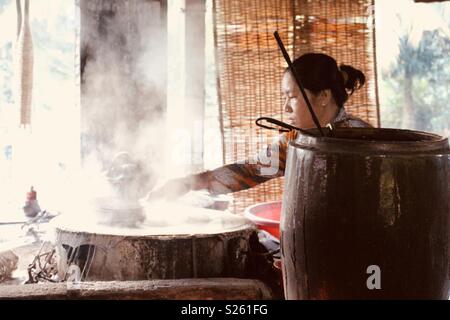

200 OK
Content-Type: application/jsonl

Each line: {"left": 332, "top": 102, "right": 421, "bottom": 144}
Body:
{"left": 80, "top": 0, "right": 169, "bottom": 201}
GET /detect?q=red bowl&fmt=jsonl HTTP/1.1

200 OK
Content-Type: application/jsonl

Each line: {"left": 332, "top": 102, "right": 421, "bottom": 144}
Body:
{"left": 244, "top": 201, "right": 281, "bottom": 239}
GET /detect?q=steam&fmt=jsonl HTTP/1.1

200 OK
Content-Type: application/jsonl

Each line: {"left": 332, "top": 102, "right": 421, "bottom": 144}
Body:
{"left": 64, "top": 0, "right": 212, "bottom": 227}
{"left": 80, "top": 0, "right": 168, "bottom": 203}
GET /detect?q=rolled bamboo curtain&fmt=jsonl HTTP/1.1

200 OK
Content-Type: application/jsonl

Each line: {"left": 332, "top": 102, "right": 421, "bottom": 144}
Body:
{"left": 212, "top": 0, "right": 380, "bottom": 214}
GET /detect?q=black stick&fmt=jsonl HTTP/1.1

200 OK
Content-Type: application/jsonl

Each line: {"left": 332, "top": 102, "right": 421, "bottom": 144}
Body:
{"left": 274, "top": 31, "right": 324, "bottom": 137}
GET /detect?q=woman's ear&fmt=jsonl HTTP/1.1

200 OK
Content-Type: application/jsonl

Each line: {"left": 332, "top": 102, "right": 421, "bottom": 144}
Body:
{"left": 318, "top": 89, "right": 333, "bottom": 107}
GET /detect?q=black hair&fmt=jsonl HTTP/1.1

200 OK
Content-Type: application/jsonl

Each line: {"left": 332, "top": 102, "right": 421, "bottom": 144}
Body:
{"left": 285, "top": 53, "right": 365, "bottom": 109}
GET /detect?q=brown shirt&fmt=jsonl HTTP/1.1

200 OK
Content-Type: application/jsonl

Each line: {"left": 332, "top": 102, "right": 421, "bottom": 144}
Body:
{"left": 187, "top": 109, "right": 372, "bottom": 195}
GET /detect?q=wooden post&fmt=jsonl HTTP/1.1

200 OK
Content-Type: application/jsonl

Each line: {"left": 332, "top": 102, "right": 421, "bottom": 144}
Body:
{"left": 185, "top": 0, "right": 206, "bottom": 173}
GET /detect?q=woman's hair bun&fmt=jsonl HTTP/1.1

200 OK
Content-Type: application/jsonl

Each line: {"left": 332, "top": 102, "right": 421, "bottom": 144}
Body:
{"left": 339, "top": 64, "right": 366, "bottom": 95}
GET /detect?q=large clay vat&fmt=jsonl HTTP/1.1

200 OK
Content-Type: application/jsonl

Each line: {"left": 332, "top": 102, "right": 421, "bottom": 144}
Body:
{"left": 281, "top": 127, "right": 449, "bottom": 299}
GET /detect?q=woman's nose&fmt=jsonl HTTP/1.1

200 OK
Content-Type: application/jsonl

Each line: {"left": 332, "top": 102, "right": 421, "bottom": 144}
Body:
{"left": 284, "top": 98, "right": 293, "bottom": 113}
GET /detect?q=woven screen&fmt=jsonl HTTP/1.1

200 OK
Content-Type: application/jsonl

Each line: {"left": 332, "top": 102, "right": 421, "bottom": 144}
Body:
{"left": 212, "top": 0, "right": 380, "bottom": 214}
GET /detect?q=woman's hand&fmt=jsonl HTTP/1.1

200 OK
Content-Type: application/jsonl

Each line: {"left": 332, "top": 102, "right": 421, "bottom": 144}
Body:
{"left": 141, "top": 178, "right": 192, "bottom": 203}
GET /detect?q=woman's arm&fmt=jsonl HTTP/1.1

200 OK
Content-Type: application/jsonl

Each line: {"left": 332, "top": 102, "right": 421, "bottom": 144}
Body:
{"left": 146, "top": 133, "right": 291, "bottom": 200}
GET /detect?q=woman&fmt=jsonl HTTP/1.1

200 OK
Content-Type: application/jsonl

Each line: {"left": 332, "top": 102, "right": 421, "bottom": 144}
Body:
{"left": 145, "top": 53, "right": 371, "bottom": 200}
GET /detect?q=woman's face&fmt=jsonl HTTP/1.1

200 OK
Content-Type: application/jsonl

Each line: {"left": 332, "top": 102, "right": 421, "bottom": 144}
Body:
{"left": 281, "top": 72, "right": 335, "bottom": 129}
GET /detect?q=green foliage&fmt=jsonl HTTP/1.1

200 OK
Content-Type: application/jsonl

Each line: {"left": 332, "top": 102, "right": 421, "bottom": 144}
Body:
{"left": 382, "top": 29, "right": 450, "bottom": 135}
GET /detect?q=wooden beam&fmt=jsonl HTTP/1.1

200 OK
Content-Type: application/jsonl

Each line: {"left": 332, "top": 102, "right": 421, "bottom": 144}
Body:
{"left": 0, "top": 278, "right": 273, "bottom": 300}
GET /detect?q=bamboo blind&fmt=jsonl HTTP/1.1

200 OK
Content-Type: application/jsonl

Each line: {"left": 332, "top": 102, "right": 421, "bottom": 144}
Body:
{"left": 212, "top": 0, "right": 380, "bottom": 214}
{"left": 292, "top": 0, "right": 379, "bottom": 126}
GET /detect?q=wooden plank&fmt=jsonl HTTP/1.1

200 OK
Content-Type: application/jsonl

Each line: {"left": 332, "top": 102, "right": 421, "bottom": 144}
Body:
{"left": 0, "top": 278, "right": 273, "bottom": 300}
